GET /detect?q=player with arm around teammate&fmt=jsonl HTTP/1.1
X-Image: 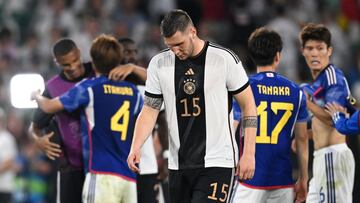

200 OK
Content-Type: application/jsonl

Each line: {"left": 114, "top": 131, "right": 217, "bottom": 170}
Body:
{"left": 300, "top": 23, "right": 355, "bottom": 203}
{"left": 28, "top": 38, "right": 147, "bottom": 203}
{"left": 230, "top": 27, "right": 309, "bottom": 203}
{"left": 128, "top": 9, "right": 257, "bottom": 203}
{"left": 32, "top": 35, "right": 142, "bottom": 203}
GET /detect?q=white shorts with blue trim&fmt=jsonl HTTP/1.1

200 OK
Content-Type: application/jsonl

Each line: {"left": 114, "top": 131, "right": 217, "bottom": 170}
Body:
{"left": 306, "top": 143, "right": 354, "bottom": 203}
{"left": 82, "top": 172, "right": 137, "bottom": 203}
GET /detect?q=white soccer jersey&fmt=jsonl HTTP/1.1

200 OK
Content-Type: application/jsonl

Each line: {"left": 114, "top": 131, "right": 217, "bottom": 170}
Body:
{"left": 145, "top": 41, "right": 249, "bottom": 170}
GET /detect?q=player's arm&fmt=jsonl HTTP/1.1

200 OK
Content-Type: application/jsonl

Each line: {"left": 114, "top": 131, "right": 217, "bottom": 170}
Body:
{"left": 233, "top": 85, "right": 257, "bottom": 180}
{"left": 28, "top": 122, "right": 61, "bottom": 160}
{"left": 294, "top": 122, "right": 309, "bottom": 203}
{"left": 109, "top": 63, "right": 147, "bottom": 82}
{"left": 305, "top": 94, "right": 333, "bottom": 126}
{"left": 128, "top": 95, "right": 162, "bottom": 173}
{"left": 31, "top": 91, "right": 64, "bottom": 114}
{"left": 326, "top": 102, "right": 360, "bottom": 135}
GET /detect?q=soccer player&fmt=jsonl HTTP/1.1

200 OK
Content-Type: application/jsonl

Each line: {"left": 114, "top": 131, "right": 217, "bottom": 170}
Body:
{"left": 118, "top": 37, "right": 162, "bottom": 203}
{"left": 325, "top": 102, "right": 360, "bottom": 135}
{"left": 127, "top": 9, "right": 257, "bottom": 203}
{"left": 28, "top": 38, "right": 146, "bottom": 203}
{"left": 300, "top": 23, "right": 355, "bottom": 203}
{"left": 31, "top": 34, "right": 141, "bottom": 203}
{"left": 230, "top": 27, "right": 309, "bottom": 203}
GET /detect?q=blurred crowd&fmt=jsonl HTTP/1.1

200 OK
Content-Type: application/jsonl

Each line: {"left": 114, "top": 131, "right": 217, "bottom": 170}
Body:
{"left": 0, "top": 0, "right": 360, "bottom": 202}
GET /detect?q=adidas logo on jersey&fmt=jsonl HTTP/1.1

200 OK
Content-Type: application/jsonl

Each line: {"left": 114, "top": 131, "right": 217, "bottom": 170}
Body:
{"left": 185, "top": 68, "right": 195, "bottom": 75}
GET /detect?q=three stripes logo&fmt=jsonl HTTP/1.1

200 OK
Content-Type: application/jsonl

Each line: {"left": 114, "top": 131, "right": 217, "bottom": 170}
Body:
{"left": 185, "top": 68, "right": 195, "bottom": 75}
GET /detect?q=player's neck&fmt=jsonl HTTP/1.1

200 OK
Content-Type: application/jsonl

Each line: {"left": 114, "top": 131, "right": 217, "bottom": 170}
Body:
{"left": 257, "top": 65, "right": 276, "bottom": 73}
{"left": 192, "top": 38, "right": 205, "bottom": 57}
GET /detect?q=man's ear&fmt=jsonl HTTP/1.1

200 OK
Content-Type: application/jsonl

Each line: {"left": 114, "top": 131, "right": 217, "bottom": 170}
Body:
{"left": 328, "top": 46, "right": 333, "bottom": 57}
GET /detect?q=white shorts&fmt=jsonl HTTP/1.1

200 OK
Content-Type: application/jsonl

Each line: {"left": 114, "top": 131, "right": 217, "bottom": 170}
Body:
{"left": 82, "top": 173, "right": 137, "bottom": 203}
{"left": 306, "top": 143, "right": 354, "bottom": 203}
{"left": 230, "top": 182, "right": 294, "bottom": 203}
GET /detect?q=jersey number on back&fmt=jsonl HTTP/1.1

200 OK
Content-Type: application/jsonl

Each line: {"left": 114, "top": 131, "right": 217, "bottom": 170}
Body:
{"left": 111, "top": 101, "right": 130, "bottom": 141}
{"left": 256, "top": 101, "right": 293, "bottom": 144}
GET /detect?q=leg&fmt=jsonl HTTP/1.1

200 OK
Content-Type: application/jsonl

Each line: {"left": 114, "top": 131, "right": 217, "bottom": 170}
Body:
{"left": 191, "top": 167, "right": 235, "bottom": 203}
{"left": 137, "top": 173, "right": 162, "bottom": 203}
{"left": 230, "top": 181, "right": 268, "bottom": 203}
{"left": 266, "top": 188, "right": 294, "bottom": 203}
{"left": 59, "top": 169, "right": 84, "bottom": 203}
{"left": 169, "top": 169, "right": 192, "bottom": 203}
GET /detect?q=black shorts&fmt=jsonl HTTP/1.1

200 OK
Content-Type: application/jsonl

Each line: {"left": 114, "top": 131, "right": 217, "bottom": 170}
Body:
{"left": 137, "top": 173, "right": 161, "bottom": 203}
{"left": 58, "top": 169, "right": 85, "bottom": 203}
{"left": 169, "top": 167, "right": 235, "bottom": 203}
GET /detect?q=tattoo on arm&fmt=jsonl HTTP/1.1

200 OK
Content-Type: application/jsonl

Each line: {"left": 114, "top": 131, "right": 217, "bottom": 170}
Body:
{"left": 242, "top": 116, "right": 258, "bottom": 128}
{"left": 144, "top": 95, "right": 163, "bottom": 110}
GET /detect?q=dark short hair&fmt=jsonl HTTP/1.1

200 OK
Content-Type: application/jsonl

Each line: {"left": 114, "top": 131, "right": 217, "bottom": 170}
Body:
{"left": 118, "top": 37, "right": 135, "bottom": 45}
{"left": 248, "top": 27, "right": 283, "bottom": 66}
{"left": 160, "top": 9, "right": 193, "bottom": 38}
{"left": 53, "top": 38, "right": 77, "bottom": 57}
{"left": 300, "top": 23, "right": 331, "bottom": 48}
{"left": 90, "top": 34, "right": 123, "bottom": 75}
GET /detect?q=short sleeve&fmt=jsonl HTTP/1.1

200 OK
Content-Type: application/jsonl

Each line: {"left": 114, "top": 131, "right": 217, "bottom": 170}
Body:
{"left": 59, "top": 82, "right": 90, "bottom": 112}
{"left": 297, "top": 90, "right": 309, "bottom": 122}
{"left": 226, "top": 54, "right": 249, "bottom": 94}
{"left": 145, "top": 56, "right": 162, "bottom": 97}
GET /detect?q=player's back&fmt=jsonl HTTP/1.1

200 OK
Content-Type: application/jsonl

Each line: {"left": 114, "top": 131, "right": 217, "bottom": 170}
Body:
{"left": 82, "top": 76, "right": 142, "bottom": 181}
{"left": 242, "top": 71, "right": 307, "bottom": 188}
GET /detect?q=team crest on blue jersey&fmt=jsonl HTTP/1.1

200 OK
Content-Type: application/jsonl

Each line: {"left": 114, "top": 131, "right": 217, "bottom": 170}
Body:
{"left": 184, "top": 79, "right": 196, "bottom": 95}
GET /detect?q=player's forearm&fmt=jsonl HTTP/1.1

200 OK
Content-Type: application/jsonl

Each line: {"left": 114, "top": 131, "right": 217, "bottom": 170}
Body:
{"left": 295, "top": 124, "right": 309, "bottom": 181}
{"left": 334, "top": 113, "right": 360, "bottom": 135}
{"left": 131, "top": 106, "right": 159, "bottom": 151}
{"left": 242, "top": 127, "right": 256, "bottom": 156}
{"left": 28, "top": 122, "right": 41, "bottom": 140}
{"left": 307, "top": 101, "right": 332, "bottom": 125}
{"left": 34, "top": 96, "right": 63, "bottom": 114}
{"left": 132, "top": 64, "right": 147, "bottom": 83}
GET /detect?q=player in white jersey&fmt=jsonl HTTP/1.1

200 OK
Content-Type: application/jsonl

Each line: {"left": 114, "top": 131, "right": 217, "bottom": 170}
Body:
{"left": 127, "top": 9, "right": 258, "bottom": 203}
{"left": 300, "top": 23, "right": 355, "bottom": 203}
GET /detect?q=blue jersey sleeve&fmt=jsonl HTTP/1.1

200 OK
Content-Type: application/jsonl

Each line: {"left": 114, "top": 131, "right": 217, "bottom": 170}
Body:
{"left": 332, "top": 111, "right": 360, "bottom": 136}
{"left": 297, "top": 90, "right": 309, "bottom": 122}
{"left": 325, "top": 84, "right": 348, "bottom": 106}
{"left": 59, "top": 82, "right": 90, "bottom": 112}
{"left": 232, "top": 99, "right": 242, "bottom": 121}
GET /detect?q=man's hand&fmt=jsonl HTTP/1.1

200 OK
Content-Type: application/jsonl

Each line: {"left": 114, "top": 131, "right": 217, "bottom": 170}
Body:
{"left": 109, "top": 64, "right": 136, "bottom": 81}
{"left": 30, "top": 90, "right": 41, "bottom": 101}
{"left": 325, "top": 102, "right": 348, "bottom": 117}
{"left": 127, "top": 148, "right": 141, "bottom": 173}
{"left": 34, "top": 132, "right": 61, "bottom": 160}
{"left": 294, "top": 179, "right": 308, "bottom": 203}
{"left": 236, "top": 154, "right": 255, "bottom": 180}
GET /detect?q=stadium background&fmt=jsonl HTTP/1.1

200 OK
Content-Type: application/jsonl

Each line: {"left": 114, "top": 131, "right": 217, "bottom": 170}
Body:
{"left": 0, "top": 0, "right": 359, "bottom": 202}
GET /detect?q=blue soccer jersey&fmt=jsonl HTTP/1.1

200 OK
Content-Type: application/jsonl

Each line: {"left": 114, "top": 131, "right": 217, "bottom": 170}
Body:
{"left": 59, "top": 75, "right": 142, "bottom": 181}
{"left": 311, "top": 64, "right": 355, "bottom": 111}
{"left": 233, "top": 71, "right": 309, "bottom": 188}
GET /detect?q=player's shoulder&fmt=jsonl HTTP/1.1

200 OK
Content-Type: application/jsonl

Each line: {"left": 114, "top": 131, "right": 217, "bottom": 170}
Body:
{"left": 148, "top": 48, "right": 174, "bottom": 68}
{"left": 320, "top": 64, "right": 346, "bottom": 86}
{"left": 46, "top": 74, "right": 63, "bottom": 86}
{"left": 208, "top": 41, "right": 240, "bottom": 64}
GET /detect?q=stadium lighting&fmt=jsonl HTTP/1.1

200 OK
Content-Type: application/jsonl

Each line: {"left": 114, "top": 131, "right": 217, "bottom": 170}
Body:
{"left": 10, "top": 74, "right": 45, "bottom": 108}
